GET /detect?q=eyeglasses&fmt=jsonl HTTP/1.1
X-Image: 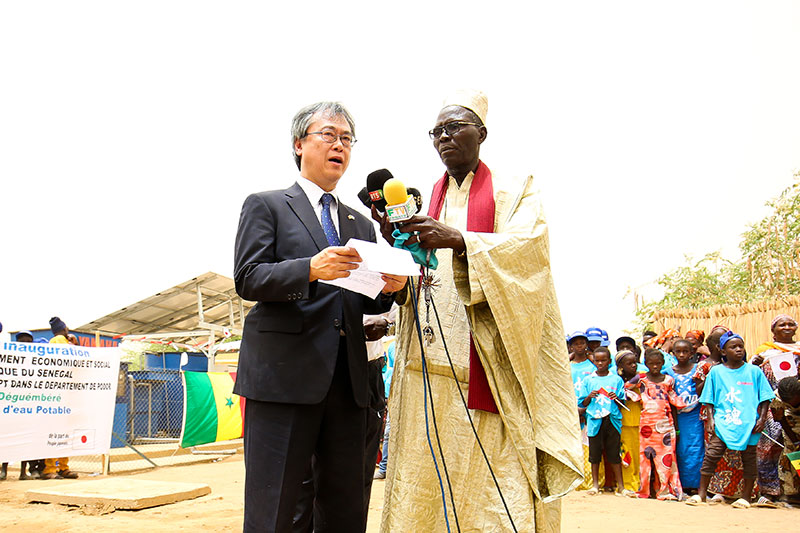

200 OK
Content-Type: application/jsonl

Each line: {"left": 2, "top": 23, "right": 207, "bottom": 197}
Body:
{"left": 428, "top": 121, "right": 482, "bottom": 140}
{"left": 304, "top": 130, "right": 357, "bottom": 147}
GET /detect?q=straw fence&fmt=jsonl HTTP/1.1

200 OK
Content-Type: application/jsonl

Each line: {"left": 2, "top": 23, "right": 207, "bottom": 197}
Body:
{"left": 652, "top": 295, "right": 800, "bottom": 355}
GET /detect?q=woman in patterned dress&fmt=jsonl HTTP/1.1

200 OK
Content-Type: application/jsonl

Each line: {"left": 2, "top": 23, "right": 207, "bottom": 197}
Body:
{"left": 751, "top": 314, "right": 800, "bottom": 505}
{"left": 773, "top": 377, "right": 800, "bottom": 502}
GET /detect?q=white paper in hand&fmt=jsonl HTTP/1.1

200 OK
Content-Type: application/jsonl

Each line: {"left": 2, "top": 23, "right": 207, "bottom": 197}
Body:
{"left": 319, "top": 239, "right": 418, "bottom": 298}
{"left": 345, "top": 238, "right": 420, "bottom": 276}
{"left": 320, "top": 263, "right": 385, "bottom": 299}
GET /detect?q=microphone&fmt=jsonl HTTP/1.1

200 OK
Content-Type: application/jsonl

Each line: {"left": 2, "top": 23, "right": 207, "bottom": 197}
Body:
{"left": 382, "top": 178, "right": 436, "bottom": 268}
{"left": 357, "top": 186, "right": 372, "bottom": 209}
{"left": 366, "top": 169, "right": 394, "bottom": 213}
{"left": 360, "top": 179, "right": 423, "bottom": 213}
{"left": 407, "top": 187, "right": 424, "bottom": 213}
{"left": 383, "top": 178, "right": 418, "bottom": 223}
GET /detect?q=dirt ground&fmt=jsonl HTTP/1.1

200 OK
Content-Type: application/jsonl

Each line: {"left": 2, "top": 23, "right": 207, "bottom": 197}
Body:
{"left": 0, "top": 456, "right": 795, "bottom": 532}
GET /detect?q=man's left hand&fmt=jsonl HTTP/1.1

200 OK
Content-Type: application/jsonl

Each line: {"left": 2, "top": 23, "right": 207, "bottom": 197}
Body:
{"left": 381, "top": 274, "right": 407, "bottom": 294}
{"left": 398, "top": 215, "right": 465, "bottom": 253}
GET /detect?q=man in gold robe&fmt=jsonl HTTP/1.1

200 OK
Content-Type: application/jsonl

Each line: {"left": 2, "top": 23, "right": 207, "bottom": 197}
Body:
{"left": 373, "top": 91, "right": 582, "bottom": 532}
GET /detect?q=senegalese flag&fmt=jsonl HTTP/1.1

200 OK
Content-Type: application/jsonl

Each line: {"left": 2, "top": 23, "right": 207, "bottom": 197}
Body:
{"left": 180, "top": 371, "right": 244, "bottom": 448}
{"left": 620, "top": 443, "right": 632, "bottom": 468}
{"left": 788, "top": 450, "right": 800, "bottom": 479}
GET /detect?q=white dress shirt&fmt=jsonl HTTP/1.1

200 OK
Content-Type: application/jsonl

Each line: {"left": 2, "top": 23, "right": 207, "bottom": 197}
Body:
{"left": 296, "top": 176, "right": 340, "bottom": 235}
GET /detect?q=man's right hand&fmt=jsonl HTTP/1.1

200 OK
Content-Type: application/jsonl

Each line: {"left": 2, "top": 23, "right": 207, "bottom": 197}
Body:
{"left": 309, "top": 247, "right": 362, "bottom": 282}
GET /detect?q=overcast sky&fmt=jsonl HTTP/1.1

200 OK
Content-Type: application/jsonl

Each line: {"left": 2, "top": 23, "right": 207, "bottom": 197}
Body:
{"left": 1, "top": 1, "right": 798, "bottom": 343}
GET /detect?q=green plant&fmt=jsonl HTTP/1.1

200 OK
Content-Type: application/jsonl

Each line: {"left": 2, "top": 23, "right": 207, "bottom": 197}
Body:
{"left": 635, "top": 172, "right": 800, "bottom": 330}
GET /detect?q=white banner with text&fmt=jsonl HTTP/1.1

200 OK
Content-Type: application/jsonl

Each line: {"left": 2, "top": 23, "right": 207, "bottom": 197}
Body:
{"left": 0, "top": 342, "right": 121, "bottom": 462}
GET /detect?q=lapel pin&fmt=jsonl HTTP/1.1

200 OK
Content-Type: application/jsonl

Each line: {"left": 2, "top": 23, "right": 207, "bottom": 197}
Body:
{"left": 347, "top": 214, "right": 355, "bottom": 220}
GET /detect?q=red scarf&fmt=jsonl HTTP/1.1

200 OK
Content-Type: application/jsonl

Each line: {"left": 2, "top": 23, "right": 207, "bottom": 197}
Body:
{"left": 428, "top": 160, "right": 498, "bottom": 413}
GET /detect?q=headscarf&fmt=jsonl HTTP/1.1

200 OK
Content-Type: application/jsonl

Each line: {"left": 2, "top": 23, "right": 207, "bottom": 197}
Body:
{"left": 49, "top": 316, "right": 67, "bottom": 335}
{"left": 615, "top": 350, "right": 635, "bottom": 375}
{"left": 615, "top": 350, "right": 635, "bottom": 365}
{"left": 645, "top": 328, "right": 680, "bottom": 348}
{"left": 685, "top": 330, "right": 705, "bottom": 343}
{"left": 771, "top": 314, "right": 797, "bottom": 330}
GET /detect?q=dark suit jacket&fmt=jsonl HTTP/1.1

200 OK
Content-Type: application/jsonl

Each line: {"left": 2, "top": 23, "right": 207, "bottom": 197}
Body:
{"left": 233, "top": 182, "right": 392, "bottom": 408}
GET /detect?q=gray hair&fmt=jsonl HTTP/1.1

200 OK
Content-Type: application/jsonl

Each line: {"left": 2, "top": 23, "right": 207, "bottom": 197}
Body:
{"left": 291, "top": 101, "right": 356, "bottom": 170}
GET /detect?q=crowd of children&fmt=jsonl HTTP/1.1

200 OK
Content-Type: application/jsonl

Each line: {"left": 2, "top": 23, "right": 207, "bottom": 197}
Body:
{"left": 568, "top": 319, "right": 800, "bottom": 509}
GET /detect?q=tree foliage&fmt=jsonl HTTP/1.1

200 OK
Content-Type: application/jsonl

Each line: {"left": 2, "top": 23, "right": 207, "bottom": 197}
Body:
{"left": 637, "top": 172, "right": 800, "bottom": 329}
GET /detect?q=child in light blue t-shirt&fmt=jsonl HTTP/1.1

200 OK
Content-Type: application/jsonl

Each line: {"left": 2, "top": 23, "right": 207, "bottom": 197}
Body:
{"left": 568, "top": 331, "right": 596, "bottom": 427}
{"left": 688, "top": 331, "right": 774, "bottom": 508}
{"left": 577, "top": 347, "right": 633, "bottom": 496}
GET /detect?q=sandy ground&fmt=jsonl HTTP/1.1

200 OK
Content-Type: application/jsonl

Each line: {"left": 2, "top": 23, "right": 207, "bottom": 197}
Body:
{"left": 0, "top": 456, "right": 795, "bottom": 532}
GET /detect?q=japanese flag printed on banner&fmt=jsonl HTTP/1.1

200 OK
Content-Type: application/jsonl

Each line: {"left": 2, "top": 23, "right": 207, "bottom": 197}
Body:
{"left": 767, "top": 352, "right": 798, "bottom": 382}
{"left": 72, "top": 429, "right": 96, "bottom": 450}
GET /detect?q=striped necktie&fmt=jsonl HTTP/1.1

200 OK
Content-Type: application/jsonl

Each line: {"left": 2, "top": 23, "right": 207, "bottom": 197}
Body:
{"left": 320, "top": 193, "right": 340, "bottom": 246}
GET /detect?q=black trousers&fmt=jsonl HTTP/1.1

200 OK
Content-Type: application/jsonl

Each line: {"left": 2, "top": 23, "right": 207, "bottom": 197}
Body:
{"left": 243, "top": 339, "right": 367, "bottom": 533}
{"left": 292, "top": 357, "right": 386, "bottom": 532}
{"left": 588, "top": 416, "right": 622, "bottom": 465}
{"left": 362, "top": 357, "right": 386, "bottom": 514}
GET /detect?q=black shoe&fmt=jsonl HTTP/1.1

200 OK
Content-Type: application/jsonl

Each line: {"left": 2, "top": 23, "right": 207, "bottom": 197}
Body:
{"left": 58, "top": 470, "right": 79, "bottom": 479}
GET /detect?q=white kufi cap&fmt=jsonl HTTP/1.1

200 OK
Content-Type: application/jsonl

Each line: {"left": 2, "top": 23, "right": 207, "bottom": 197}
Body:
{"left": 442, "top": 89, "right": 488, "bottom": 126}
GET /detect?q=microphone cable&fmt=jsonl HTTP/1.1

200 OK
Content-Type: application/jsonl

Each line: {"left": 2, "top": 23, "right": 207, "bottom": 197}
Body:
{"left": 408, "top": 277, "right": 460, "bottom": 533}
{"left": 428, "top": 282, "right": 519, "bottom": 533}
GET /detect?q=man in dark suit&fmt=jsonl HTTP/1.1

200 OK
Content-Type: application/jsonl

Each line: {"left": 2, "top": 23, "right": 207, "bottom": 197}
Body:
{"left": 233, "top": 101, "right": 406, "bottom": 533}
{"left": 291, "top": 311, "right": 395, "bottom": 533}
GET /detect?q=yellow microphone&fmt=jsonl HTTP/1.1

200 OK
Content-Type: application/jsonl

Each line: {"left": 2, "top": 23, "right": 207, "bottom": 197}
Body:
{"left": 384, "top": 177, "right": 435, "bottom": 267}
{"left": 383, "top": 178, "right": 418, "bottom": 223}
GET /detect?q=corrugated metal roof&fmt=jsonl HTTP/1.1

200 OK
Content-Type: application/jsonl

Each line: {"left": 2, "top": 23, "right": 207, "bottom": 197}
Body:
{"left": 78, "top": 272, "right": 253, "bottom": 339}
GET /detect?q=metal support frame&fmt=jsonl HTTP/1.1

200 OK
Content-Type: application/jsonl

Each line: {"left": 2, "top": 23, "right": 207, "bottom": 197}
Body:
{"left": 110, "top": 431, "right": 158, "bottom": 469}
{"left": 122, "top": 330, "right": 219, "bottom": 341}
{"left": 196, "top": 285, "right": 205, "bottom": 323}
